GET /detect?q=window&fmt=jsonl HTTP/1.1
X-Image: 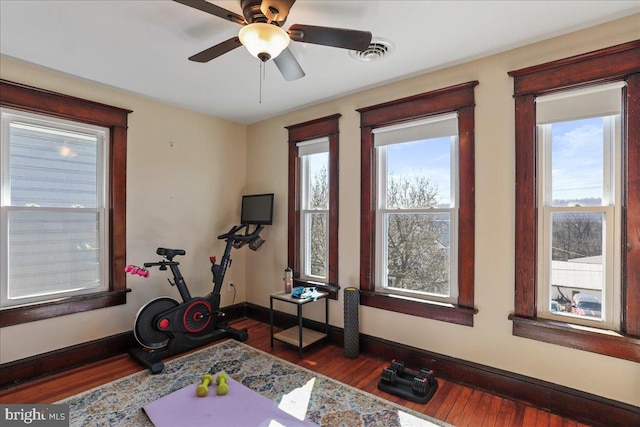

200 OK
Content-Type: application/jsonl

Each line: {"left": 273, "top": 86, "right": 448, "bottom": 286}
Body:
{"left": 509, "top": 40, "right": 640, "bottom": 361}
{"left": 286, "top": 114, "right": 340, "bottom": 298}
{"left": 374, "top": 113, "right": 458, "bottom": 304}
{"left": 298, "top": 138, "right": 329, "bottom": 281}
{"left": 536, "top": 83, "right": 623, "bottom": 330}
{"left": 0, "top": 79, "right": 131, "bottom": 327}
{"left": 358, "top": 82, "right": 478, "bottom": 326}
{"left": 1, "top": 110, "right": 109, "bottom": 308}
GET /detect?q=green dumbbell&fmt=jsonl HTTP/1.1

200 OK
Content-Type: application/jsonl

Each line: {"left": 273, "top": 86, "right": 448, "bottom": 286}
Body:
{"left": 196, "top": 374, "right": 214, "bottom": 397}
{"left": 216, "top": 373, "right": 229, "bottom": 396}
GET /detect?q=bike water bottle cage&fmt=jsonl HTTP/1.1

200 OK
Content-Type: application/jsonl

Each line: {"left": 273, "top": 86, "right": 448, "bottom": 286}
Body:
{"left": 156, "top": 248, "right": 186, "bottom": 261}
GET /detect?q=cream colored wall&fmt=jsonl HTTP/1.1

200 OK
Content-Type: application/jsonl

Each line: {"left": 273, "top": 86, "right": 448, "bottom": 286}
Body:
{"left": 0, "top": 57, "right": 248, "bottom": 363}
{"left": 1, "top": 13, "right": 637, "bottom": 407}
{"left": 245, "top": 15, "right": 640, "bottom": 406}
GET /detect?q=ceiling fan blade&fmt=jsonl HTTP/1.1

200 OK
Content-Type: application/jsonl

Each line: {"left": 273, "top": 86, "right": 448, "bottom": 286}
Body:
{"left": 288, "top": 24, "right": 372, "bottom": 52}
{"left": 188, "top": 37, "right": 242, "bottom": 62}
{"left": 273, "top": 47, "right": 305, "bottom": 81}
{"left": 260, "top": 0, "right": 296, "bottom": 23}
{"left": 173, "top": 0, "right": 246, "bottom": 25}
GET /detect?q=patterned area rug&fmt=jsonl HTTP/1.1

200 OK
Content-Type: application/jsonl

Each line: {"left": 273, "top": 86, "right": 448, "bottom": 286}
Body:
{"left": 59, "top": 340, "right": 450, "bottom": 427}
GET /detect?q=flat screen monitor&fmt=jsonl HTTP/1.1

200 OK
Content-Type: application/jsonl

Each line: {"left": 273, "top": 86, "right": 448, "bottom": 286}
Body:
{"left": 240, "top": 193, "right": 274, "bottom": 225}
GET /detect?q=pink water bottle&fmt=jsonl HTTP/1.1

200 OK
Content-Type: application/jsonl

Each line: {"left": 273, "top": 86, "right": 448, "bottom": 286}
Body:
{"left": 284, "top": 267, "right": 293, "bottom": 293}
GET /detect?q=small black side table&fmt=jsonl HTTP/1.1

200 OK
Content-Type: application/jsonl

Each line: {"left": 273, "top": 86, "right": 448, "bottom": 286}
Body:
{"left": 269, "top": 290, "right": 329, "bottom": 357}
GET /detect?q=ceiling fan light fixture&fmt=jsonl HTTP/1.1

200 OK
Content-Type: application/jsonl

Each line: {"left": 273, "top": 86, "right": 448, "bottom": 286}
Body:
{"left": 239, "top": 23, "right": 290, "bottom": 62}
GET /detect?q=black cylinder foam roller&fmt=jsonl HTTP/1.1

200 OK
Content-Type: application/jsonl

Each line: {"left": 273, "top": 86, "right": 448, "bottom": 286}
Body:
{"left": 343, "top": 287, "right": 360, "bottom": 359}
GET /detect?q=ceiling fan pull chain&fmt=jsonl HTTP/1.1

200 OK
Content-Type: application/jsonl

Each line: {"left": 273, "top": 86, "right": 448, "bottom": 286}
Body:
{"left": 259, "top": 60, "right": 264, "bottom": 104}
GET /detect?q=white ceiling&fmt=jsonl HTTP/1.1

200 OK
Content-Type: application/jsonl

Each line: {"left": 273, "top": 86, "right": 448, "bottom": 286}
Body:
{"left": 1, "top": 1, "right": 638, "bottom": 124}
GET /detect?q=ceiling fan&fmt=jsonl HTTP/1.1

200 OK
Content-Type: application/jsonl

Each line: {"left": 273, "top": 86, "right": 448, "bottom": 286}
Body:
{"left": 174, "top": 0, "right": 373, "bottom": 81}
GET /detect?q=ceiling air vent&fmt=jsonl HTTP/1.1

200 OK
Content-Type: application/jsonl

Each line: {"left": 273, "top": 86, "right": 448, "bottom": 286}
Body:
{"left": 350, "top": 38, "right": 394, "bottom": 62}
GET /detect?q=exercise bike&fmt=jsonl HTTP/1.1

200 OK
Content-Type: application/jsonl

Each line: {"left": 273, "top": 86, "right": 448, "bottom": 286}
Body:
{"left": 127, "top": 224, "right": 265, "bottom": 374}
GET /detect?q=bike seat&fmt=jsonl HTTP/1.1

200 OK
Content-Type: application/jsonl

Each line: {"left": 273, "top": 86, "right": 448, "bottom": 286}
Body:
{"left": 156, "top": 248, "right": 185, "bottom": 260}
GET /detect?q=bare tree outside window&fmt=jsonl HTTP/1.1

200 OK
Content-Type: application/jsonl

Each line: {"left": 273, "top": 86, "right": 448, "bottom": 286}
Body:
{"left": 551, "top": 212, "right": 603, "bottom": 262}
{"left": 307, "top": 162, "right": 328, "bottom": 278}
{"left": 385, "top": 174, "right": 450, "bottom": 295}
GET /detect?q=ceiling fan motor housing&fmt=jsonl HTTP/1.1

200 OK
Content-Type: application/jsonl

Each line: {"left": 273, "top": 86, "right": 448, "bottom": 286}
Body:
{"left": 242, "top": 0, "right": 270, "bottom": 24}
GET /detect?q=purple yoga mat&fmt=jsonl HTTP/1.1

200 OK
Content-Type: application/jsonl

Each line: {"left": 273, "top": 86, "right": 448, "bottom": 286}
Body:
{"left": 142, "top": 374, "right": 316, "bottom": 427}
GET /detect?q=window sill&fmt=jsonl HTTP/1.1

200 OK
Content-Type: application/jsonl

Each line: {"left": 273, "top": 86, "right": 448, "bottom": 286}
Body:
{"left": 0, "top": 289, "right": 131, "bottom": 327}
{"left": 360, "top": 290, "right": 477, "bottom": 326}
{"left": 509, "top": 314, "right": 640, "bottom": 362}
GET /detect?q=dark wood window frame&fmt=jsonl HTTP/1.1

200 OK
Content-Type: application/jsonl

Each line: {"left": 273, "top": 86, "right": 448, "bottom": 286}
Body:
{"left": 357, "top": 82, "right": 478, "bottom": 326}
{"left": 508, "top": 40, "right": 640, "bottom": 362}
{"left": 0, "top": 79, "right": 131, "bottom": 327}
{"left": 286, "top": 114, "right": 340, "bottom": 299}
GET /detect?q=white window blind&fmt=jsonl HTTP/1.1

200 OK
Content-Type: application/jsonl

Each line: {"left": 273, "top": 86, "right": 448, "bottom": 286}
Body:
{"left": 8, "top": 122, "right": 100, "bottom": 207}
{"left": 297, "top": 137, "right": 329, "bottom": 156}
{"left": 373, "top": 113, "right": 458, "bottom": 147}
{"left": 536, "top": 81, "right": 625, "bottom": 125}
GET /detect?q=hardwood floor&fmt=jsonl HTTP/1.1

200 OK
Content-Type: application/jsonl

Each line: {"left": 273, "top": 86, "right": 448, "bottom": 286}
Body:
{"left": 0, "top": 318, "right": 592, "bottom": 427}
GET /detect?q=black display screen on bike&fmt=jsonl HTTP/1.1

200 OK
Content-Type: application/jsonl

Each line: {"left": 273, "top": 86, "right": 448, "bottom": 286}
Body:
{"left": 240, "top": 193, "right": 274, "bottom": 225}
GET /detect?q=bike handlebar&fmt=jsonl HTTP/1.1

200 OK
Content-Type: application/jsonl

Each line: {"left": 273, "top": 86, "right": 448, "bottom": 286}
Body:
{"left": 217, "top": 224, "right": 264, "bottom": 242}
{"left": 143, "top": 225, "right": 263, "bottom": 268}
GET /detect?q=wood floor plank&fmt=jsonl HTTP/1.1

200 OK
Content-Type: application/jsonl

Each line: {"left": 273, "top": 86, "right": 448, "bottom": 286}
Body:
{"left": 509, "top": 403, "right": 526, "bottom": 427}
{"left": 481, "top": 395, "right": 504, "bottom": 427}
{"left": 335, "top": 357, "right": 373, "bottom": 384}
{"left": 354, "top": 364, "right": 387, "bottom": 396}
{"left": 0, "top": 318, "right": 592, "bottom": 427}
{"left": 549, "top": 412, "right": 565, "bottom": 427}
{"left": 434, "top": 380, "right": 464, "bottom": 421}
{"left": 494, "top": 398, "right": 517, "bottom": 426}
{"left": 536, "top": 409, "right": 551, "bottom": 426}
{"left": 444, "top": 385, "right": 474, "bottom": 425}
{"left": 523, "top": 405, "right": 539, "bottom": 426}
{"left": 422, "top": 378, "right": 454, "bottom": 418}
{"left": 456, "top": 389, "right": 487, "bottom": 427}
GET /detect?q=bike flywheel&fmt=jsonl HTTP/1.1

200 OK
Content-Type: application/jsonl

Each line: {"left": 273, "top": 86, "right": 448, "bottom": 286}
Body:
{"left": 134, "top": 297, "right": 179, "bottom": 349}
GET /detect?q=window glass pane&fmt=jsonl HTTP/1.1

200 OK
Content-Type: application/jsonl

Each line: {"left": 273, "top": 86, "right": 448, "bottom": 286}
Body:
{"left": 385, "top": 137, "right": 452, "bottom": 208}
{"left": 303, "top": 152, "right": 328, "bottom": 210}
{"left": 7, "top": 210, "right": 103, "bottom": 301}
{"left": 550, "top": 212, "right": 603, "bottom": 320}
{"left": 384, "top": 212, "right": 450, "bottom": 296}
{"left": 550, "top": 118, "right": 604, "bottom": 206}
{"left": 305, "top": 212, "right": 327, "bottom": 278}
{"left": 9, "top": 122, "right": 99, "bottom": 208}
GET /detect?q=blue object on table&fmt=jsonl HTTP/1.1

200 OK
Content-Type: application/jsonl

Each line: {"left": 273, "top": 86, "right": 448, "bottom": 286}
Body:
{"left": 291, "top": 286, "right": 319, "bottom": 300}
